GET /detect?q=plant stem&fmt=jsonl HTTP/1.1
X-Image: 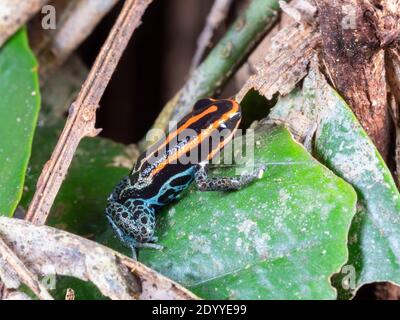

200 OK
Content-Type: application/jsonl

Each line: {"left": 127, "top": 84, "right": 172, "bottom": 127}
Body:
{"left": 190, "top": 0, "right": 234, "bottom": 72}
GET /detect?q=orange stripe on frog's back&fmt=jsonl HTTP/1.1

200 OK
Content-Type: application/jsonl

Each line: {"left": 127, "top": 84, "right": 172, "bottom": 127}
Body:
{"left": 150, "top": 101, "right": 240, "bottom": 177}
{"left": 138, "top": 105, "right": 218, "bottom": 170}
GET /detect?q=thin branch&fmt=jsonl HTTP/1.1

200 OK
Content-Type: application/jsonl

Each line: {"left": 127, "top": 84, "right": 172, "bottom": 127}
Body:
{"left": 65, "top": 288, "right": 75, "bottom": 300}
{"left": 31, "top": 0, "right": 120, "bottom": 80}
{"left": 190, "top": 0, "right": 233, "bottom": 73}
{"left": 3, "top": 291, "right": 33, "bottom": 300}
{"left": 0, "top": 235, "right": 53, "bottom": 300}
{"left": 25, "top": 0, "right": 153, "bottom": 225}
{"left": 233, "top": 0, "right": 318, "bottom": 90}
{"left": 148, "top": 0, "right": 283, "bottom": 143}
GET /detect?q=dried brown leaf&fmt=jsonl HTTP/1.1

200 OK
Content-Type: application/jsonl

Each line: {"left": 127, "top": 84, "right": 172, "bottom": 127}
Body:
{"left": 0, "top": 217, "right": 199, "bottom": 300}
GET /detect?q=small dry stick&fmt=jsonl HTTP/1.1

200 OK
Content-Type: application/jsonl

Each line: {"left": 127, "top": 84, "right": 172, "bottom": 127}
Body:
{"left": 0, "top": 236, "right": 53, "bottom": 300}
{"left": 65, "top": 288, "right": 75, "bottom": 300}
{"left": 25, "top": 0, "right": 153, "bottom": 225}
{"left": 190, "top": 0, "right": 233, "bottom": 72}
{"left": 32, "top": 0, "right": 120, "bottom": 80}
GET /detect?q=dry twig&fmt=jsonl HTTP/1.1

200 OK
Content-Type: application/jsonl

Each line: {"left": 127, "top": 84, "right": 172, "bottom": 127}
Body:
{"left": 190, "top": 0, "right": 233, "bottom": 72}
{"left": 31, "top": 0, "right": 120, "bottom": 79}
{"left": 232, "top": 0, "right": 310, "bottom": 89}
{"left": 149, "top": 0, "right": 282, "bottom": 140}
{"left": 3, "top": 291, "right": 32, "bottom": 300}
{"left": 65, "top": 288, "right": 75, "bottom": 300}
{"left": 25, "top": 0, "right": 153, "bottom": 225}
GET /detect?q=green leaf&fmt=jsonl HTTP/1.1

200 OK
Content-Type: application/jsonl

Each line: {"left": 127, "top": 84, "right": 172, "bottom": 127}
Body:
{"left": 0, "top": 29, "right": 40, "bottom": 217}
{"left": 139, "top": 125, "right": 357, "bottom": 299}
{"left": 268, "top": 68, "right": 400, "bottom": 297}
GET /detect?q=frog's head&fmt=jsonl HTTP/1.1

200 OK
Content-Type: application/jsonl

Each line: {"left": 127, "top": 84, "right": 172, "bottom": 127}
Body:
{"left": 105, "top": 198, "right": 156, "bottom": 244}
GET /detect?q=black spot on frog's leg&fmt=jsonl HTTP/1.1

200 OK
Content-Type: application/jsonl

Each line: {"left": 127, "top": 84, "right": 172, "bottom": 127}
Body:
{"left": 108, "top": 176, "right": 130, "bottom": 201}
{"left": 170, "top": 174, "right": 193, "bottom": 188}
{"left": 133, "top": 211, "right": 141, "bottom": 221}
{"left": 105, "top": 200, "right": 122, "bottom": 222}
{"left": 158, "top": 188, "right": 179, "bottom": 205}
{"left": 121, "top": 198, "right": 157, "bottom": 244}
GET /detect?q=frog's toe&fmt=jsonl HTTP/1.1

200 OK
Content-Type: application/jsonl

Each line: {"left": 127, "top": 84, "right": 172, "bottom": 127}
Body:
{"left": 130, "top": 247, "right": 138, "bottom": 260}
{"left": 256, "top": 165, "right": 266, "bottom": 179}
{"left": 137, "top": 242, "right": 164, "bottom": 251}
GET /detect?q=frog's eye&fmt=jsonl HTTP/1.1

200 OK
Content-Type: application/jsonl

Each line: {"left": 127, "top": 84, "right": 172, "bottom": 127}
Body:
{"left": 192, "top": 98, "right": 215, "bottom": 111}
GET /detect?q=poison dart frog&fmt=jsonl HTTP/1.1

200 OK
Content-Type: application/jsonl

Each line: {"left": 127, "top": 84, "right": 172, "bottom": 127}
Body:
{"left": 105, "top": 98, "right": 264, "bottom": 258}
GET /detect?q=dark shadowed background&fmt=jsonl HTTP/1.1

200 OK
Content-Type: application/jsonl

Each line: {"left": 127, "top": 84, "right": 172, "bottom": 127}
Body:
{"left": 78, "top": 0, "right": 224, "bottom": 144}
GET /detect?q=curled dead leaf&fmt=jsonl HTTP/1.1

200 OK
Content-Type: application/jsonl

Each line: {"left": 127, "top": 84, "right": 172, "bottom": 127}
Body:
{"left": 0, "top": 217, "right": 199, "bottom": 300}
